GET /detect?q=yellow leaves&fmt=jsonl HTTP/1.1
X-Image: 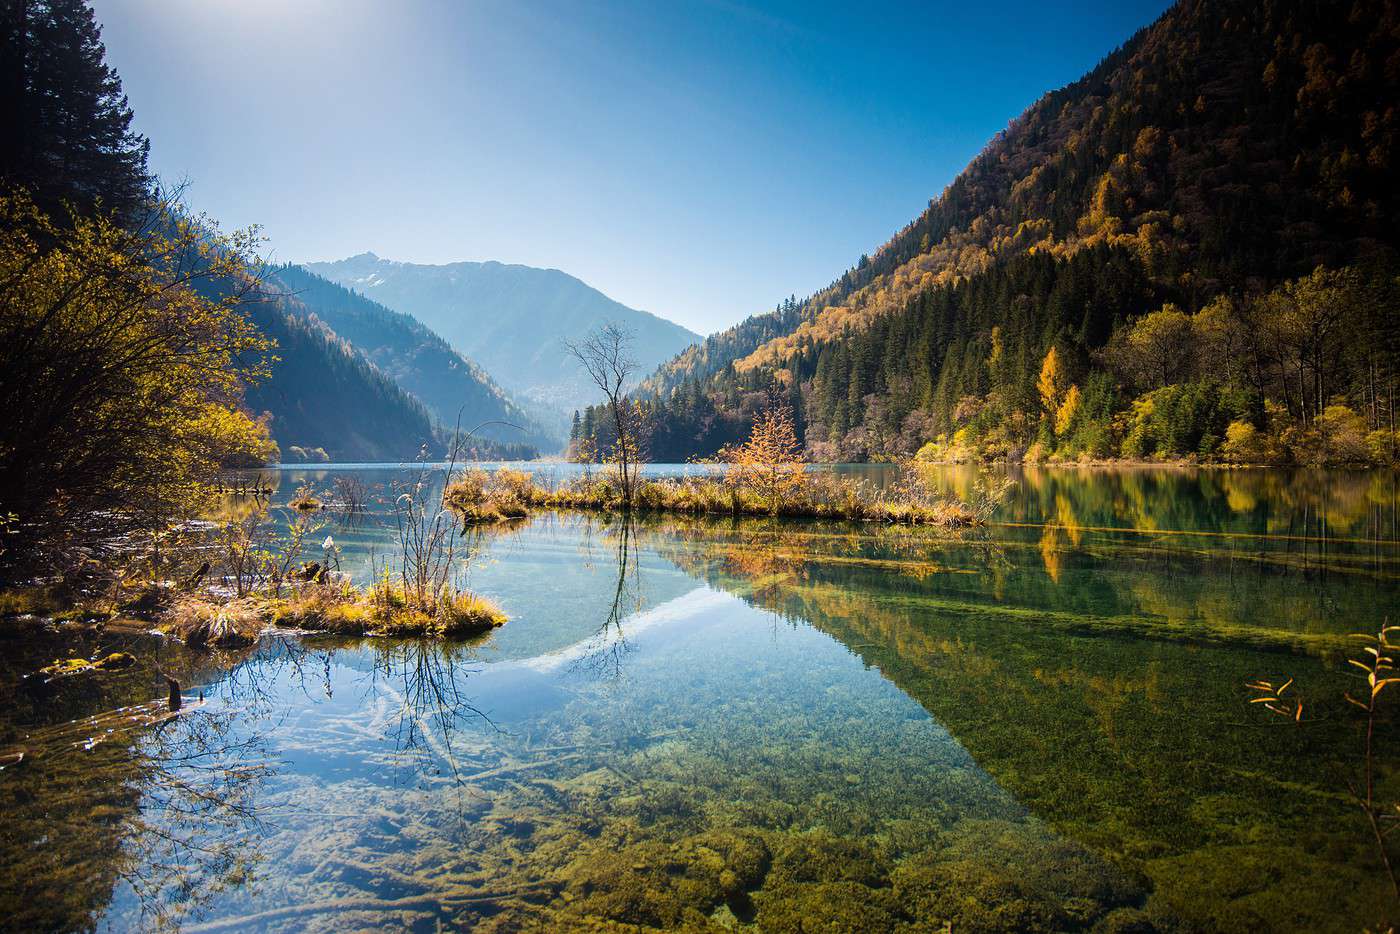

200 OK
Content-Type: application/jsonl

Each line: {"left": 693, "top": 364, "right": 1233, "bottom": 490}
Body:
{"left": 1055, "top": 384, "right": 1081, "bottom": 437}
{"left": 986, "top": 326, "right": 1004, "bottom": 371}
{"left": 185, "top": 404, "right": 279, "bottom": 468}
{"left": 1245, "top": 675, "right": 1304, "bottom": 722}
{"left": 1037, "top": 347, "right": 1066, "bottom": 415}
{"left": 0, "top": 187, "right": 274, "bottom": 535}
{"left": 1319, "top": 624, "right": 1400, "bottom": 712}
{"left": 1132, "top": 125, "right": 1163, "bottom": 161}
{"left": 722, "top": 401, "right": 806, "bottom": 513}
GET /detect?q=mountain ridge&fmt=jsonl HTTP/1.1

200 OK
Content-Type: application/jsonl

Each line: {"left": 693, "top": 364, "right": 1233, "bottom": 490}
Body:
{"left": 269, "top": 264, "right": 559, "bottom": 450}
{"left": 305, "top": 253, "right": 701, "bottom": 414}
{"left": 623, "top": 0, "right": 1400, "bottom": 463}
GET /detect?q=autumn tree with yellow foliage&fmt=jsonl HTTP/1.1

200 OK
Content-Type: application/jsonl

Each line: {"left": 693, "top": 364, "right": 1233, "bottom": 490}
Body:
{"left": 1037, "top": 347, "right": 1067, "bottom": 416}
{"left": 0, "top": 191, "right": 274, "bottom": 576}
{"left": 722, "top": 397, "right": 806, "bottom": 513}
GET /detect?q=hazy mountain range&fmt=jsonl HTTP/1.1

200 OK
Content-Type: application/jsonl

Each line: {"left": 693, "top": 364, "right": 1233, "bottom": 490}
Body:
{"left": 269, "top": 265, "right": 555, "bottom": 449}
{"left": 242, "top": 265, "right": 549, "bottom": 462}
{"left": 304, "top": 253, "right": 700, "bottom": 414}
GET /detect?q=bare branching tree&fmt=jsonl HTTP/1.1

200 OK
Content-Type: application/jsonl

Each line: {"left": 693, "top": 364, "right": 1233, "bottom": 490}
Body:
{"left": 566, "top": 323, "right": 642, "bottom": 507}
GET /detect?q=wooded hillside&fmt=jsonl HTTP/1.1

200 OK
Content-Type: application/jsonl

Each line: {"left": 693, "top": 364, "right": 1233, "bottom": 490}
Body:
{"left": 616, "top": 0, "right": 1400, "bottom": 465}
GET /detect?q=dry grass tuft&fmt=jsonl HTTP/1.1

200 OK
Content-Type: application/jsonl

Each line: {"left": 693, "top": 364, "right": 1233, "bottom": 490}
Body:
{"left": 443, "top": 468, "right": 532, "bottom": 523}
{"left": 164, "top": 596, "right": 263, "bottom": 647}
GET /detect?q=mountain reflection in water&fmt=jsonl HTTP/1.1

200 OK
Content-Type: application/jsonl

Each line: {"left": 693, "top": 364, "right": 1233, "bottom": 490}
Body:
{"left": 0, "top": 464, "right": 1395, "bottom": 932}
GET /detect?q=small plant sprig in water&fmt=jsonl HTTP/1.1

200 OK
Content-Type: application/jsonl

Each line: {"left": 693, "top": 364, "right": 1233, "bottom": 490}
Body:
{"left": 1248, "top": 622, "right": 1400, "bottom": 908}
{"left": 1244, "top": 676, "right": 1304, "bottom": 721}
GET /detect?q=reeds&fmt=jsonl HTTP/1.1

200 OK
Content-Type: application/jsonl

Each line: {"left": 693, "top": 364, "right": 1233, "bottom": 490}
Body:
{"left": 445, "top": 465, "right": 992, "bottom": 528}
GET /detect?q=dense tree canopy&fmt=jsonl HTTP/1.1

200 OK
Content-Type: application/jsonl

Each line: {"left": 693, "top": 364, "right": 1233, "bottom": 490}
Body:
{"left": 0, "top": 192, "right": 273, "bottom": 575}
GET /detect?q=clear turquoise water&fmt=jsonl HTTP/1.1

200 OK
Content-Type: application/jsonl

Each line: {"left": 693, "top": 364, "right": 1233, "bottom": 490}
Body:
{"left": 1, "top": 465, "right": 1397, "bottom": 932}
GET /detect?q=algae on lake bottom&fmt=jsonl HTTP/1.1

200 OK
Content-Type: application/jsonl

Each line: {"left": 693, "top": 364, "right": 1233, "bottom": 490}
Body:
{"left": 1, "top": 467, "right": 1397, "bottom": 932}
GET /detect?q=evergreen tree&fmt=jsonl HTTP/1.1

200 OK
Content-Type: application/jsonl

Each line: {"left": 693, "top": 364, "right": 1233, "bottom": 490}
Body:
{"left": 0, "top": 0, "right": 151, "bottom": 219}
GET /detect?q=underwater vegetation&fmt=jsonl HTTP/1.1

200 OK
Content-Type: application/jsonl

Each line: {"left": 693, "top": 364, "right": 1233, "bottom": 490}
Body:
{"left": 81, "top": 623, "right": 1154, "bottom": 933}
{"left": 648, "top": 520, "right": 1400, "bottom": 932}
{"left": 1, "top": 466, "right": 1396, "bottom": 932}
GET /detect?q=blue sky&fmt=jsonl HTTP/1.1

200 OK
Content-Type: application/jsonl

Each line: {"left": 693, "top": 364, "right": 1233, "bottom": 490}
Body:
{"left": 92, "top": 0, "right": 1172, "bottom": 335}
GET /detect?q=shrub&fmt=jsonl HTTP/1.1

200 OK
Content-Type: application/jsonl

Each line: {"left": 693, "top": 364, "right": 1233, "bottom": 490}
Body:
{"left": 1307, "top": 404, "right": 1370, "bottom": 465}
{"left": 1220, "top": 421, "right": 1266, "bottom": 464}
{"left": 1367, "top": 428, "right": 1400, "bottom": 466}
{"left": 0, "top": 191, "right": 271, "bottom": 578}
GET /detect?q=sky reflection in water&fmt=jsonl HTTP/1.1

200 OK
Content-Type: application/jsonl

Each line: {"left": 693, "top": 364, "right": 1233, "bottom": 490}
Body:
{"left": 1, "top": 464, "right": 1397, "bottom": 932}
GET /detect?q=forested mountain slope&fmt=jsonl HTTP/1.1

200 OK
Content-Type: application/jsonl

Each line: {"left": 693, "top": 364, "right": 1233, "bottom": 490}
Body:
{"left": 239, "top": 293, "right": 442, "bottom": 464}
{"left": 305, "top": 253, "right": 700, "bottom": 413}
{"left": 627, "top": 0, "right": 1400, "bottom": 464}
{"left": 269, "top": 265, "right": 557, "bottom": 450}
{"left": 241, "top": 278, "right": 542, "bottom": 463}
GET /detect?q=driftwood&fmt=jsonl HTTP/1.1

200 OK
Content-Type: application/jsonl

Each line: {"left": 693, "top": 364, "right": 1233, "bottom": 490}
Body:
{"left": 457, "top": 751, "right": 590, "bottom": 784}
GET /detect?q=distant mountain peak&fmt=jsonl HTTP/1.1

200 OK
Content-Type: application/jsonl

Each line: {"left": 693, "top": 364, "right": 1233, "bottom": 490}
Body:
{"left": 305, "top": 253, "right": 700, "bottom": 414}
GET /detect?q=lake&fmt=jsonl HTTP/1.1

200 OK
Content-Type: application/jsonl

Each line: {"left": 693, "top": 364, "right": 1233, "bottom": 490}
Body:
{"left": 2, "top": 464, "right": 1398, "bottom": 932}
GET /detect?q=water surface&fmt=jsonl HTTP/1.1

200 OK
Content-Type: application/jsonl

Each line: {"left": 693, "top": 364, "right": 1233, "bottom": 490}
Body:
{"left": 1, "top": 464, "right": 1397, "bottom": 932}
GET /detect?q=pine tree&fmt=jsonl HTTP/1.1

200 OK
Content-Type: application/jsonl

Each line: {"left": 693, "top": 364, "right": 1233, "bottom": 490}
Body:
{"left": 1, "top": 0, "right": 151, "bottom": 219}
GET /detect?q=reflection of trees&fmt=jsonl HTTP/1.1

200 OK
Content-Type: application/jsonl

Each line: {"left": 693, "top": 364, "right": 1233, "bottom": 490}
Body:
{"left": 640, "top": 517, "right": 1398, "bottom": 931}
{"left": 909, "top": 464, "right": 1400, "bottom": 621}
{"left": 366, "top": 639, "right": 495, "bottom": 786}
{"left": 0, "top": 650, "right": 280, "bottom": 933}
{"left": 914, "top": 462, "right": 1399, "bottom": 549}
{"left": 628, "top": 512, "right": 1003, "bottom": 605}
{"left": 570, "top": 516, "right": 643, "bottom": 680}
{"left": 115, "top": 704, "right": 277, "bottom": 931}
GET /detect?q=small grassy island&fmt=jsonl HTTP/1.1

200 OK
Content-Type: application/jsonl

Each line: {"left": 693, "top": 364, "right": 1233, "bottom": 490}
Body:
{"left": 446, "top": 406, "right": 995, "bottom": 528}
{"left": 445, "top": 465, "right": 989, "bottom": 526}
{"left": 167, "top": 580, "right": 507, "bottom": 647}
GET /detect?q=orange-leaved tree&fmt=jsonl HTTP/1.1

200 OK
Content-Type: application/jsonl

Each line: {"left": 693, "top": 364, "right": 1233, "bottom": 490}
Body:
{"left": 723, "top": 399, "right": 806, "bottom": 513}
